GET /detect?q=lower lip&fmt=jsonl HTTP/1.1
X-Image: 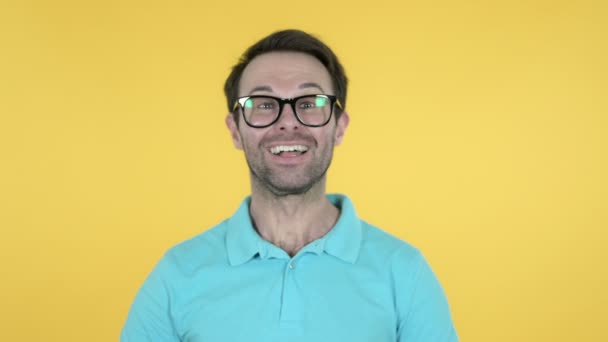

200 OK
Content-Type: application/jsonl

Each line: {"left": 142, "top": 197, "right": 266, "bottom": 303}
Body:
{"left": 268, "top": 151, "right": 309, "bottom": 165}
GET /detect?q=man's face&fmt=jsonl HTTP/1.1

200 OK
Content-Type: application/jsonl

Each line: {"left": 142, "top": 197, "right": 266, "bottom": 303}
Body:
{"left": 226, "top": 52, "right": 349, "bottom": 196}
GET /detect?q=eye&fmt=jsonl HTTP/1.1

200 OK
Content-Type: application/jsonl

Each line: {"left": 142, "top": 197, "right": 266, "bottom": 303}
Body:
{"left": 298, "top": 96, "right": 328, "bottom": 110}
{"left": 298, "top": 101, "right": 316, "bottom": 109}
{"left": 246, "top": 97, "right": 277, "bottom": 111}
{"left": 258, "top": 102, "right": 275, "bottom": 110}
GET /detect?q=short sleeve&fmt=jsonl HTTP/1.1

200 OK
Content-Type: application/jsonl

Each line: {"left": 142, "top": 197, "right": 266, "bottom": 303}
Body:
{"left": 393, "top": 248, "right": 459, "bottom": 342}
{"left": 121, "top": 255, "right": 180, "bottom": 342}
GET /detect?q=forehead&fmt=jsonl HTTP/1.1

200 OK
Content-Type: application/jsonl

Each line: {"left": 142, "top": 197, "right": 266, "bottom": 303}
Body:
{"left": 239, "top": 52, "right": 333, "bottom": 96}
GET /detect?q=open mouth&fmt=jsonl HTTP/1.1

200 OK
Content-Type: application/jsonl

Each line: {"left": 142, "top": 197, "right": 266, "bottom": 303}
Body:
{"left": 269, "top": 145, "right": 309, "bottom": 156}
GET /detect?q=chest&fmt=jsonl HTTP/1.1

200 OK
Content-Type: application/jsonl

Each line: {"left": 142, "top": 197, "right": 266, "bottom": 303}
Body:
{"left": 174, "top": 259, "right": 397, "bottom": 342}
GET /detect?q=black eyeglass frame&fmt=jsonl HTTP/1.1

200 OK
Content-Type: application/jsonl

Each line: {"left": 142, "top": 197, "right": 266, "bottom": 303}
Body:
{"left": 232, "top": 94, "right": 343, "bottom": 128}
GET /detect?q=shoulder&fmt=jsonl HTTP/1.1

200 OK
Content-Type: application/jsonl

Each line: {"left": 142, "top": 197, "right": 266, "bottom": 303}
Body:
{"left": 353, "top": 220, "right": 428, "bottom": 289}
{"left": 359, "top": 220, "right": 423, "bottom": 266}
{"left": 333, "top": 194, "right": 422, "bottom": 266}
{"left": 158, "top": 219, "right": 231, "bottom": 276}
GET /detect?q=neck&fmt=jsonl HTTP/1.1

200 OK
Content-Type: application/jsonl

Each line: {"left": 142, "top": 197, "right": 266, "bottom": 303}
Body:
{"left": 249, "top": 178, "right": 339, "bottom": 257}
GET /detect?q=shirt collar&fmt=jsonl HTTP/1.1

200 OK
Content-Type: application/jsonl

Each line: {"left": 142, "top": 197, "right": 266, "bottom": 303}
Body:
{"left": 225, "top": 196, "right": 263, "bottom": 266}
{"left": 226, "top": 194, "right": 362, "bottom": 266}
{"left": 320, "top": 194, "right": 362, "bottom": 263}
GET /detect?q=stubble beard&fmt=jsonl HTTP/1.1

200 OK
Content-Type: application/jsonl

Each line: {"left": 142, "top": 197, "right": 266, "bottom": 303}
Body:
{"left": 245, "top": 145, "right": 334, "bottom": 198}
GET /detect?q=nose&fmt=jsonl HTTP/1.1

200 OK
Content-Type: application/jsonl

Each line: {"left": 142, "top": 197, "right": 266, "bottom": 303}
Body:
{"left": 276, "top": 103, "right": 300, "bottom": 131}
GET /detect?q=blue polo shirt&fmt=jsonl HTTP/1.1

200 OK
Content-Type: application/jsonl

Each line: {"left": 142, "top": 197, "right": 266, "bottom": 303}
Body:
{"left": 121, "top": 194, "right": 458, "bottom": 342}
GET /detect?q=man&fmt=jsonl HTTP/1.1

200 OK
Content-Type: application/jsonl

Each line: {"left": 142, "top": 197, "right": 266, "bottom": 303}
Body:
{"left": 121, "top": 29, "right": 458, "bottom": 342}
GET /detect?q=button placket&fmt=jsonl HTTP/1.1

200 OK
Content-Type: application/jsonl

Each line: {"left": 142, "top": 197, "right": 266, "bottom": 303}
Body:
{"left": 280, "top": 257, "right": 301, "bottom": 323}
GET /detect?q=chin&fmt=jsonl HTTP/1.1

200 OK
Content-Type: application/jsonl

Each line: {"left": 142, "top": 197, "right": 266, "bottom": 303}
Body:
{"left": 250, "top": 165, "right": 328, "bottom": 197}
{"left": 266, "top": 182, "right": 315, "bottom": 197}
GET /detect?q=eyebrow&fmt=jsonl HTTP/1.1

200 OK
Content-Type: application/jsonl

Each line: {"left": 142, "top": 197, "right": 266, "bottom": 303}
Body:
{"left": 249, "top": 85, "right": 273, "bottom": 94}
{"left": 298, "top": 82, "right": 325, "bottom": 92}
{"left": 247, "top": 83, "right": 326, "bottom": 95}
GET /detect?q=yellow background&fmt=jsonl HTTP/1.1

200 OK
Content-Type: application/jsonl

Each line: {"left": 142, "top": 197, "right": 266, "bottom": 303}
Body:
{"left": 1, "top": 0, "right": 606, "bottom": 341}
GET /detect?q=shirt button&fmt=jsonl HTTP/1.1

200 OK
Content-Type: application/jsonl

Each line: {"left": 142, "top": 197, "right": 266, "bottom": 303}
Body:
{"left": 288, "top": 262, "right": 295, "bottom": 270}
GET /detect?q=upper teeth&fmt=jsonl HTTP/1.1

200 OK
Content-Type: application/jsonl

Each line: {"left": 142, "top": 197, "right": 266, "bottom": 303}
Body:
{"left": 270, "top": 145, "right": 309, "bottom": 154}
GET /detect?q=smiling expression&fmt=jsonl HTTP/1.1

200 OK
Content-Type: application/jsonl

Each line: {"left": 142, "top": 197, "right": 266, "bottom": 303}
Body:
{"left": 226, "top": 52, "right": 349, "bottom": 196}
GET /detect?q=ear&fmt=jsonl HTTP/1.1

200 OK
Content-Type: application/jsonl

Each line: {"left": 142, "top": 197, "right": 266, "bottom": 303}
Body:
{"left": 334, "top": 111, "right": 350, "bottom": 146}
{"left": 225, "top": 113, "right": 243, "bottom": 150}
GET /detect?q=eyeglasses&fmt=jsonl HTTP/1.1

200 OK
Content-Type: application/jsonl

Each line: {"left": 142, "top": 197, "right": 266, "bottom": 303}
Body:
{"left": 232, "top": 94, "right": 343, "bottom": 128}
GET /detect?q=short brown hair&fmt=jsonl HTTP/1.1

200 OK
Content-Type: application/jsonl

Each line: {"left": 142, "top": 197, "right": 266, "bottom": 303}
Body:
{"left": 224, "top": 29, "right": 348, "bottom": 122}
